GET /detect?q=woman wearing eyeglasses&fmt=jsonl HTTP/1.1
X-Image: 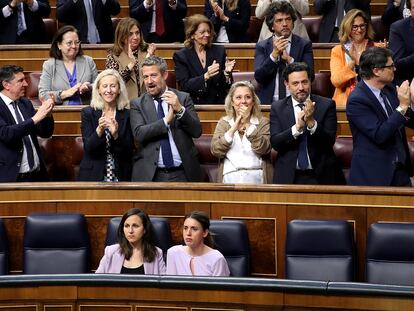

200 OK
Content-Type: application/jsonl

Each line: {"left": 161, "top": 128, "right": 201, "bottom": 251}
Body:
{"left": 330, "top": 9, "right": 386, "bottom": 107}
{"left": 39, "top": 25, "right": 98, "bottom": 105}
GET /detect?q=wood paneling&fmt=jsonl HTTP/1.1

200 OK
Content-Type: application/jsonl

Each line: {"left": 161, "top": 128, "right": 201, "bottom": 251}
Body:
{"left": 1, "top": 183, "right": 414, "bottom": 281}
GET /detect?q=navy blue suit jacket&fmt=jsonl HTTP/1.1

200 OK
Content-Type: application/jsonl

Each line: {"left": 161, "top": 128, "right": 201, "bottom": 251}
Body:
{"left": 0, "top": 97, "right": 54, "bottom": 182}
{"left": 79, "top": 107, "right": 133, "bottom": 181}
{"left": 173, "top": 44, "right": 231, "bottom": 104}
{"left": 270, "top": 94, "right": 345, "bottom": 184}
{"left": 0, "top": 0, "right": 51, "bottom": 44}
{"left": 346, "top": 80, "right": 414, "bottom": 186}
{"left": 382, "top": 0, "right": 406, "bottom": 32}
{"left": 129, "top": 0, "right": 187, "bottom": 43}
{"left": 57, "top": 0, "right": 120, "bottom": 43}
{"left": 389, "top": 17, "right": 414, "bottom": 85}
{"left": 254, "top": 35, "right": 314, "bottom": 105}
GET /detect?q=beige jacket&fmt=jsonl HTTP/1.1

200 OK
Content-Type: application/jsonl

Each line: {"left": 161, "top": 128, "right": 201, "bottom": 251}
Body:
{"left": 210, "top": 115, "right": 273, "bottom": 183}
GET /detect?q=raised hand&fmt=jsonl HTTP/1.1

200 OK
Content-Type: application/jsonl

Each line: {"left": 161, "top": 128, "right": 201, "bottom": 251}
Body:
{"left": 225, "top": 58, "right": 236, "bottom": 73}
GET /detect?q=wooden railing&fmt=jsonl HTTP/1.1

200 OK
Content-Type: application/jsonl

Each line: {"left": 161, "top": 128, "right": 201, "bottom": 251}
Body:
{"left": 1, "top": 182, "right": 414, "bottom": 282}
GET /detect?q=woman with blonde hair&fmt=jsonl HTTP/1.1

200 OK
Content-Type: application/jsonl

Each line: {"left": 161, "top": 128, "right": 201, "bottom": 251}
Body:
{"left": 173, "top": 14, "right": 235, "bottom": 104}
{"left": 106, "top": 17, "right": 156, "bottom": 100}
{"left": 211, "top": 81, "right": 272, "bottom": 183}
{"left": 79, "top": 69, "right": 133, "bottom": 181}
{"left": 330, "top": 9, "right": 386, "bottom": 107}
{"left": 204, "top": 0, "right": 251, "bottom": 42}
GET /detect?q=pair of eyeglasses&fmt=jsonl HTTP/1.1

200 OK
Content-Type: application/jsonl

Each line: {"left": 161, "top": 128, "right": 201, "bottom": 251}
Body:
{"left": 379, "top": 63, "right": 395, "bottom": 69}
{"left": 352, "top": 23, "right": 367, "bottom": 31}
{"left": 64, "top": 40, "right": 81, "bottom": 47}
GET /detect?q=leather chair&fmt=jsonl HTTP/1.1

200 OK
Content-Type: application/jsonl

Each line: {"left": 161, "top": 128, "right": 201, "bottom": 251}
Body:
{"left": 0, "top": 219, "right": 8, "bottom": 275}
{"left": 25, "top": 72, "right": 41, "bottom": 106}
{"left": 165, "top": 71, "right": 177, "bottom": 89}
{"left": 302, "top": 16, "right": 322, "bottom": 43}
{"left": 23, "top": 213, "right": 90, "bottom": 274}
{"left": 232, "top": 71, "right": 260, "bottom": 93}
{"left": 366, "top": 222, "right": 414, "bottom": 286}
{"left": 247, "top": 16, "right": 263, "bottom": 43}
{"left": 106, "top": 216, "right": 172, "bottom": 258}
{"left": 333, "top": 137, "right": 353, "bottom": 183}
{"left": 311, "top": 72, "right": 335, "bottom": 99}
{"left": 193, "top": 135, "right": 217, "bottom": 182}
{"left": 72, "top": 137, "right": 84, "bottom": 181}
{"left": 210, "top": 220, "right": 250, "bottom": 277}
{"left": 371, "top": 15, "right": 387, "bottom": 41}
{"left": 43, "top": 18, "right": 57, "bottom": 43}
{"left": 286, "top": 220, "right": 355, "bottom": 281}
{"left": 37, "top": 137, "right": 55, "bottom": 180}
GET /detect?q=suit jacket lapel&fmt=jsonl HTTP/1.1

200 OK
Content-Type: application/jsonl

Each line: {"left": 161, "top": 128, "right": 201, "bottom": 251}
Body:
{"left": 143, "top": 94, "right": 158, "bottom": 122}
{"left": 0, "top": 97, "right": 16, "bottom": 125}
{"left": 360, "top": 81, "right": 388, "bottom": 120}
{"left": 76, "top": 57, "right": 87, "bottom": 83}
{"left": 55, "top": 59, "right": 70, "bottom": 86}
{"left": 189, "top": 48, "right": 205, "bottom": 74}
{"left": 284, "top": 97, "right": 296, "bottom": 127}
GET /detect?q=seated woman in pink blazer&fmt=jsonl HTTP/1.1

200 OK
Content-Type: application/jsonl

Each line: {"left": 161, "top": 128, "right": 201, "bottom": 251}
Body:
{"left": 96, "top": 208, "right": 166, "bottom": 274}
{"left": 166, "top": 211, "right": 230, "bottom": 276}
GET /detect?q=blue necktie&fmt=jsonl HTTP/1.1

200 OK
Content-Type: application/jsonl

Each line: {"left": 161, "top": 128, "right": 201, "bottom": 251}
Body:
{"left": 380, "top": 91, "right": 406, "bottom": 164}
{"left": 17, "top": 3, "right": 27, "bottom": 36}
{"left": 12, "top": 101, "right": 34, "bottom": 170}
{"left": 156, "top": 98, "right": 174, "bottom": 168}
{"left": 297, "top": 103, "right": 309, "bottom": 170}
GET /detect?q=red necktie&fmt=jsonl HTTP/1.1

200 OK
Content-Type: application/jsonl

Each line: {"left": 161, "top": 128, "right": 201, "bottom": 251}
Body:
{"left": 155, "top": 0, "right": 165, "bottom": 36}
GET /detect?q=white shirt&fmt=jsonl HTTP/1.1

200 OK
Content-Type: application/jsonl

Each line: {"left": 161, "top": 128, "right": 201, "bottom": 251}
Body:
{"left": 0, "top": 92, "right": 40, "bottom": 173}
{"left": 270, "top": 33, "right": 293, "bottom": 102}
{"left": 290, "top": 95, "right": 317, "bottom": 170}
{"left": 222, "top": 116, "right": 263, "bottom": 184}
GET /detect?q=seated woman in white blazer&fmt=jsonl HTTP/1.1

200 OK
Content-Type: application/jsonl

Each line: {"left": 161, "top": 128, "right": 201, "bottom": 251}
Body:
{"left": 96, "top": 208, "right": 166, "bottom": 274}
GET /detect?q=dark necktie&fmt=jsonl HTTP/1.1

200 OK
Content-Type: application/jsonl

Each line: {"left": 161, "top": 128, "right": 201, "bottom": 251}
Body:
{"left": 278, "top": 61, "right": 286, "bottom": 99}
{"left": 103, "top": 128, "right": 118, "bottom": 182}
{"left": 297, "top": 103, "right": 309, "bottom": 170}
{"left": 156, "top": 98, "right": 174, "bottom": 168}
{"left": 380, "top": 91, "right": 406, "bottom": 164}
{"left": 12, "top": 101, "right": 34, "bottom": 170}
{"left": 155, "top": 0, "right": 165, "bottom": 36}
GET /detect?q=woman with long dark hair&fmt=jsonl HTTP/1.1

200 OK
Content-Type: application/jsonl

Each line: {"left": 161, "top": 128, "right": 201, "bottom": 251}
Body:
{"left": 96, "top": 208, "right": 166, "bottom": 274}
{"left": 166, "top": 211, "right": 230, "bottom": 276}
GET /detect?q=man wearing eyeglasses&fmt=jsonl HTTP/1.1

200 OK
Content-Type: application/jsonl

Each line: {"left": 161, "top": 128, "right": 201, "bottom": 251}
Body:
{"left": 389, "top": 0, "right": 414, "bottom": 86}
{"left": 346, "top": 47, "right": 414, "bottom": 186}
{"left": 254, "top": 1, "right": 314, "bottom": 105}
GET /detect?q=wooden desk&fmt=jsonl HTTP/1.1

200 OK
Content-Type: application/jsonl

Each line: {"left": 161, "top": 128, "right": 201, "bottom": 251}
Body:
{"left": 1, "top": 182, "right": 414, "bottom": 282}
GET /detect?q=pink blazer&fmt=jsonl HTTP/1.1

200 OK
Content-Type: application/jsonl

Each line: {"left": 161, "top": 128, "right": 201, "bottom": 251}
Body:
{"left": 95, "top": 244, "right": 166, "bottom": 274}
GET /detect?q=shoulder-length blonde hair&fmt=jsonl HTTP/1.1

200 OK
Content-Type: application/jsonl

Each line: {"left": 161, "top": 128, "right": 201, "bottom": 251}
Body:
{"left": 184, "top": 14, "right": 216, "bottom": 49}
{"left": 224, "top": 81, "right": 262, "bottom": 119}
{"left": 338, "top": 9, "right": 375, "bottom": 45}
{"left": 90, "top": 69, "right": 130, "bottom": 110}
{"left": 112, "top": 17, "right": 148, "bottom": 56}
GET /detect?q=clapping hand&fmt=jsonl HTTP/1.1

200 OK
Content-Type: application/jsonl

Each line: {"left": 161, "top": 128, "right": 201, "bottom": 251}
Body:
{"left": 225, "top": 58, "right": 236, "bottom": 73}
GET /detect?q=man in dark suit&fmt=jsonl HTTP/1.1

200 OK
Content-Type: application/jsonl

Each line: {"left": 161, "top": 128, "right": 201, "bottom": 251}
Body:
{"left": 0, "top": 0, "right": 51, "bottom": 44}
{"left": 314, "top": 0, "right": 371, "bottom": 42}
{"left": 389, "top": 0, "right": 414, "bottom": 86}
{"left": 56, "top": 0, "right": 120, "bottom": 43}
{"left": 254, "top": 1, "right": 314, "bottom": 105}
{"left": 0, "top": 65, "right": 54, "bottom": 182}
{"left": 270, "top": 62, "right": 345, "bottom": 185}
{"left": 130, "top": 56, "right": 202, "bottom": 182}
{"left": 347, "top": 47, "right": 414, "bottom": 186}
{"left": 382, "top": 0, "right": 410, "bottom": 36}
{"left": 129, "top": 0, "right": 187, "bottom": 43}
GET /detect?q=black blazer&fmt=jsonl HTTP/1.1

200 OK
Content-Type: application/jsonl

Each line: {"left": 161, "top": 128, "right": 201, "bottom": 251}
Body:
{"left": 314, "top": 0, "right": 371, "bottom": 42}
{"left": 0, "top": 97, "right": 54, "bottom": 182}
{"left": 254, "top": 35, "right": 314, "bottom": 105}
{"left": 270, "top": 94, "right": 345, "bottom": 184}
{"left": 56, "top": 0, "right": 120, "bottom": 43}
{"left": 173, "top": 44, "right": 231, "bottom": 104}
{"left": 204, "top": 0, "right": 251, "bottom": 43}
{"left": 389, "top": 17, "right": 414, "bottom": 86}
{"left": 129, "top": 0, "right": 187, "bottom": 43}
{"left": 79, "top": 107, "right": 133, "bottom": 181}
{"left": 382, "top": 0, "right": 406, "bottom": 32}
{"left": 0, "top": 0, "right": 51, "bottom": 44}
